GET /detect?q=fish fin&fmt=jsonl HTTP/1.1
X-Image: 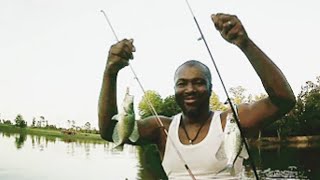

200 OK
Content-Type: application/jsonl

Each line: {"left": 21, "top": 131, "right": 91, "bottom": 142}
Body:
{"left": 111, "top": 114, "right": 120, "bottom": 122}
{"left": 129, "top": 120, "right": 139, "bottom": 143}
{"left": 112, "top": 123, "right": 121, "bottom": 145}
{"left": 217, "top": 164, "right": 235, "bottom": 176}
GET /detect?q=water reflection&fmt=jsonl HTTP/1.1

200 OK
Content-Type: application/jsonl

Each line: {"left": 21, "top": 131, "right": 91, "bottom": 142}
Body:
{"left": 136, "top": 144, "right": 167, "bottom": 180}
{"left": 1, "top": 130, "right": 319, "bottom": 180}
{"left": 1, "top": 131, "right": 12, "bottom": 138}
{"left": 1, "top": 131, "right": 113, "bottom": 158}
{"left": 14, "top": 133, "right": 27, "bottom": 149}
{"left": 0, "top": 131, "right": 140, "bottom": 180}
{"left": 249, "top": 142, "right": 320, "bottom": 179}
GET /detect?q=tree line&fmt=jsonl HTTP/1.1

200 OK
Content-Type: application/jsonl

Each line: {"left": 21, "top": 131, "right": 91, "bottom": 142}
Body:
{"left": 0, "top": 115, "right": 98, "bottom": 134}
{"left": 1, "top": 76, "right": 319, "bottom": 138}
{"left": 138, "top": 76, "right": 320, "bottom": 138}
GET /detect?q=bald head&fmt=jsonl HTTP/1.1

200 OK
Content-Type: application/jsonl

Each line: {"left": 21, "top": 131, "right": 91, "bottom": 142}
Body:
{"left": 174, "top": 60, "right": 212, "bottom": 83}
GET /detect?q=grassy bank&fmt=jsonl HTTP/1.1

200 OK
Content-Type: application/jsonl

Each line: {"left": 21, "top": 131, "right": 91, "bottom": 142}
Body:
{"left": 0, "top": 124, "right": 106, "bottom": 143}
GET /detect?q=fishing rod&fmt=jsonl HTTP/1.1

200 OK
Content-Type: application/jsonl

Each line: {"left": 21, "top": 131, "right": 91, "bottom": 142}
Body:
{"left": 100, "top": 10, "right": 197, "bottom": 180}
{"left": 183, "top": 1, "right": 260, "bottom": 179}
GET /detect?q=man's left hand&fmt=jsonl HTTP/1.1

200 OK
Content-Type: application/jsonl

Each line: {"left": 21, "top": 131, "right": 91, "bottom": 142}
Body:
{"left": 211, "top": 13, "right": 249, "bottom": 47}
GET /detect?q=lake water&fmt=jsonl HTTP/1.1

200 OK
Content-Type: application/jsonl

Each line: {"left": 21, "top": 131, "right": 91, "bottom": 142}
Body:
{"left": 0, "top": 131, "right": 319, "bottom": 180}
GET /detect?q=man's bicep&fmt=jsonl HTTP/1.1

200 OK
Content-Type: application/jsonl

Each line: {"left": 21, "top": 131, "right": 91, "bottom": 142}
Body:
{"left": 131, "top": 117, "right": 163, "bottom": 145}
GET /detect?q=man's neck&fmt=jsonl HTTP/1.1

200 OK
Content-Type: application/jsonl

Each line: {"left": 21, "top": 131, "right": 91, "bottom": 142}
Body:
{"left": 182, "top": 111, "right": 212, "bottom": 125}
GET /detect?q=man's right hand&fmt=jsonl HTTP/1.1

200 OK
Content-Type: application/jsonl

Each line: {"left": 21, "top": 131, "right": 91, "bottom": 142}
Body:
{"left": 106, "top": 38, "right": 136, "bottom": 75}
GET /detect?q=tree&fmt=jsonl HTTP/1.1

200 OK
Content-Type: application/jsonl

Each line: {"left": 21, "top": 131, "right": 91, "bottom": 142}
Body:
{"left": 84, "top": 122, "right": 91, "bottom": 132}
{"left": 3, "top": 120, "right": 12, "bottom": 125}
{"left": 300, "top": 80, "right": 320, "bottom": 134}
{"left": 14, "top": 114, "right": 27, "bottom": 128}
{"left": 209, "top": 91, "right": 227, "bottom": 111}
{"left": 71, "top": 120, "right": 76, "bottom": 129}
{"left": 67, "top": 120, "right": 71, "bottom": 129}
{"left": 40, "top": 116, "right": 45, "bottom": 128}
{"left": 263, "top": 76, "right": 320, "bottom": 137}
{"left": 229, "top": 86, "right": 247, "bottom": 104}
{"left": 32, "top": 117, "right": 36, "bottom": 127}
{"left": 36, "top": 120, "right": 41, "bottom": 127}
{"left": 161, "top": 95, "right": 181, "bottom": 117}
{"left": 138, "top": 90, "right": 163, "bottom": 119}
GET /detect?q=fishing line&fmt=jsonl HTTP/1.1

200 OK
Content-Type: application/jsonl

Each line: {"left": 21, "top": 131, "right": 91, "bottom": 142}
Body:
{"left": 100, "top": 10, "right": 197, "bottom": 180}
{"left": 183, "top": 1, "right": 260, "bottom": 179}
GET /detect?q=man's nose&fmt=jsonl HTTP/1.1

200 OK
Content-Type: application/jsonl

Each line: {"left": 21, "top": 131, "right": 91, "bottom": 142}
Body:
{"left": 185, "top": 83, "right": 195, "bottom": 93}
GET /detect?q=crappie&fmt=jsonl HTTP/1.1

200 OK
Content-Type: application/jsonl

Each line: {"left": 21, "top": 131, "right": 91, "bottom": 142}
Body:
{"left": 216, "top": 107, "right": 248, "bottom": 176}
{"left": 112, "top": 88, "right": 139, "bottom": 150}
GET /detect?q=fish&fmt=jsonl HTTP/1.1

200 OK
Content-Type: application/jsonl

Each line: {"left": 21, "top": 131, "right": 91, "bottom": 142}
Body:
{"left": 215, "top": 105, "right": 248, "bottom": 176}
{"left": 112, "top": 87, "right": 139, "bottom": 150}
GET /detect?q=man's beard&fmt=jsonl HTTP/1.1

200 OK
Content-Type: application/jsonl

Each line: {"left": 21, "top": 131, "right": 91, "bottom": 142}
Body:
{"left": 182, "top": 106, "right": 202, "bottom": 118}
{"left": 185, "top": 109, "right": 201, "bottom": 118}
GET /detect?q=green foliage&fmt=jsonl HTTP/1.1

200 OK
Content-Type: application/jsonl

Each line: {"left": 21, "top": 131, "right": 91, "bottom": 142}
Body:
{"left": 14, "top": 114, "right": 27, "bottom": 128}
{"left": 137, "top": 87, "right": 259, "bottom": 119}
{"left": 263, "top": 76, "right": 320, "bottom": 137}
{"left": 138, "top": 90, "right": 164, "bottom": 119}
{"left": 32, "top": 117, "right": 36, "bottom": 127}
{"left": 161, "top": 95, "right": 181, "bottom": 117}
{"left": 209, "top": 91, "right": 227, "bottom": 111}
{"left": 84, "top": 122, "right": 91, "bottom": 132}
{"left": 138, "top": 91, "right": 181, "bottom": 118}
{"left": 3, "top": 120, "right": 12, "bottom": 125}
{"left": 299, "top": 79, "right": 320, "bottom": 134}
{"left": 15, "top": 133, "right": 27, "bottom": 149}
{"left": 229, "top": 86, "right": 247, "bottom": 105}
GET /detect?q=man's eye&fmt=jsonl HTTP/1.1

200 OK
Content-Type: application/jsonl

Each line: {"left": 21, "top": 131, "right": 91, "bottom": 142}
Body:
{"left": 194, "top": 80, "right": 205, "bottom": 85}
{"left": 176, "top": 82, "right": 186, "bottom": 86}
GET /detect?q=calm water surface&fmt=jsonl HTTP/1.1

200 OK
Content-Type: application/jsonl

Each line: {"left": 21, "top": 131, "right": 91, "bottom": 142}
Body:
{"left": 0, "top": 131, "right": 319, "bottom": 180}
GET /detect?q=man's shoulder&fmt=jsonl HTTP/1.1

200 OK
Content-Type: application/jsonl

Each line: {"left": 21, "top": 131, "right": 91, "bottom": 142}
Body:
{"left": 159, "top": 115, "right": 175, "bottom": 127}
{"left": 145, "top": 113, "right": 183, "bottom": 130}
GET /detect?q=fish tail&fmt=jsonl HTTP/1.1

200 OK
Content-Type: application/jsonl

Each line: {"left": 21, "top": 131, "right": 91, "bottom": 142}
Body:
{"left": 113, "top": 144, "right": 124, "bottom": 151}
{"left": 128, "top": 119, "right": 139, "bottom": 143}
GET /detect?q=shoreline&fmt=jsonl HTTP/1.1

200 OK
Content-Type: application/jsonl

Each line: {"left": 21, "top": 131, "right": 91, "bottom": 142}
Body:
{"left": 249, "top": 135, "right": 320, "bottom": 149}
{"left": 0, "top": 124, "right": 106, "bottom": 143}
{"left": 1, "top": 124, "right": 319, "bottom": 147}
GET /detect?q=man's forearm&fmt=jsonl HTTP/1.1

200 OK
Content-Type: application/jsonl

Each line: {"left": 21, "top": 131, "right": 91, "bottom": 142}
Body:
{"left": 240, "top": 39, "right": 296, "bottom": 109}
{"left": 98, "top": 70, "right": 118, "bottom": 140}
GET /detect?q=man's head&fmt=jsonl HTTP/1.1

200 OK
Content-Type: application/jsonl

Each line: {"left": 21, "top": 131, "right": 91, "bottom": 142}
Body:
{"left": 174, "top": 60, "right": 212, "bottom": 117}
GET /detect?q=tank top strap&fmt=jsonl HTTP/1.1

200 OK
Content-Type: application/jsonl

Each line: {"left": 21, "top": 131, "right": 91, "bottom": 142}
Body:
{"left": 209, "top": 111, "right": 224, "bottom": 135}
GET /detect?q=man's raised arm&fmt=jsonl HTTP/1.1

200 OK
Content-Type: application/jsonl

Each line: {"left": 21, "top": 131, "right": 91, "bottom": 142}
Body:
{"left": 98, "top": 39, "right": 135, "bottom": 141}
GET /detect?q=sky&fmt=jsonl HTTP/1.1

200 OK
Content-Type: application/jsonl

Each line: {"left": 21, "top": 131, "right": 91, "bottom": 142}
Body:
{"left": 0, "top": 0, "right": 319, "bottom": 129}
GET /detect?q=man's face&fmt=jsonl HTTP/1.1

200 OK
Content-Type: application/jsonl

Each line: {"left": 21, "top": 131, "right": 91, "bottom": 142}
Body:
{"left": 174, "top": 65, "right": 211, "bottom": 117}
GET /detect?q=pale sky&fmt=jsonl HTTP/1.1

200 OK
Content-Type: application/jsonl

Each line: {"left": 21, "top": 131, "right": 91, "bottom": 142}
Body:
{"left": 0, "top": 0, "right": 319, "bottom": 128}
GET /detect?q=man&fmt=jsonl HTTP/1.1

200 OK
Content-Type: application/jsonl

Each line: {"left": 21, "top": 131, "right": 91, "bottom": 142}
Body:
{"left": 98, "top": 13, "right": 296, "bottom": 179}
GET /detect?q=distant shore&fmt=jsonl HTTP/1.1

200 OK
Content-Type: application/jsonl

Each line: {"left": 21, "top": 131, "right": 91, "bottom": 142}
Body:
{"left": 1, "top": 123, "right": 320, "bottom": 147}
{"left": 249, "top": 135, "right": 320, "bottom": 149}
{"left": 0, "top": 124, "right": 105, "bottom": 143}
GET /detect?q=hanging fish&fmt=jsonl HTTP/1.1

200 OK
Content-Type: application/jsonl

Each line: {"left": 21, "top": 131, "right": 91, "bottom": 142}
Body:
{"left": 215, "top": 108, "right": 248, "bottom": 176}
{"left": 112, "top": 88, "right": 139, "bottom": 150}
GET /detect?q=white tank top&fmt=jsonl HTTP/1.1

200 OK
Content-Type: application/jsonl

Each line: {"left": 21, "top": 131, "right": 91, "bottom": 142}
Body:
{"left": 161, "top": 112, "right": 245, "bottom": 180}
